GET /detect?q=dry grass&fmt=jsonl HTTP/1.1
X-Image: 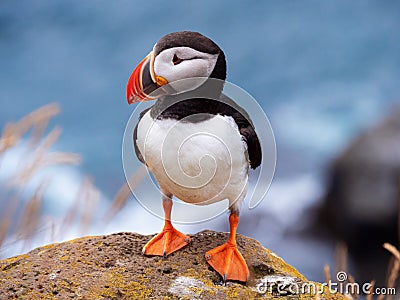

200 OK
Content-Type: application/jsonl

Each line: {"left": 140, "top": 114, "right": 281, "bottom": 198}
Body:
{"left": 324, "top": 190, "right": 400, "bottom": 300}
{"left": 0, "top": 103, "right": 145, "bottom": 257}
{"left": 0, "top": 196, "right": 19, "bottom": 248}
{"left": 322, "top": 242, "right": 399, "bottom": 300}
{"left": 335, "top": 242, "right": 348, "bottom": 276}
{"left": 324, "top": 264, "right": 332, "bottom": 284}
{"left": 16, "top": 183, "right": 46, "bottom": 249}
{"left": 77, "top": 177, "right": 100, "bottom": 235}
{"left": 105, "top": 165, "right": 147, "bottom": 221}
{"left": 379, "top": 243, "right": 400, "bottom": 300}
{"left": 0, "top": 103, "right": 60, "bottom": 154}
{"left": 0, "top": 104, "right": 83, "bottom": 253}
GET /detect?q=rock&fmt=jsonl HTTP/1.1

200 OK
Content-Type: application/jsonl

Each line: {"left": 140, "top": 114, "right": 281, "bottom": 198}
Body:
{"left": 318, "top": 107, "right": 400, "bottom": 282}
{"left": 323, "top": 110, "right": 400, "bottom": 250}
{"left": 0, "top": 231, "right": 346, "bottom": 299}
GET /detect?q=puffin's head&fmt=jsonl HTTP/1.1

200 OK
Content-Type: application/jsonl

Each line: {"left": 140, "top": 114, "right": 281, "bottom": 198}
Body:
{"left": 126, "top": 31, "right": 226, "bottom": 104}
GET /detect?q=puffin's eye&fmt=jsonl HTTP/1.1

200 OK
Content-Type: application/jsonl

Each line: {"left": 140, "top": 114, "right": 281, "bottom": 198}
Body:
{"left": 172, "top": 54, "right": 183, "bottom": 65}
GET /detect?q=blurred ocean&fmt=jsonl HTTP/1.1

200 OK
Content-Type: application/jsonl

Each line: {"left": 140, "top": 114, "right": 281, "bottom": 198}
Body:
{"left": 1, "top": 0, "right": 399, "bottom": 282}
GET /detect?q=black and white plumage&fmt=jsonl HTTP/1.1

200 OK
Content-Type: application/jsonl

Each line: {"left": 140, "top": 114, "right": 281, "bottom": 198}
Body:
{"left": 126, "top": 31, "right": 262, "bottom": 282}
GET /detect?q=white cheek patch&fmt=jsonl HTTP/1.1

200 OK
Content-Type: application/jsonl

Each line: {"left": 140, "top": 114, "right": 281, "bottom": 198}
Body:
{"left": 154, "top": 47, "right": 219, "bottom": 83}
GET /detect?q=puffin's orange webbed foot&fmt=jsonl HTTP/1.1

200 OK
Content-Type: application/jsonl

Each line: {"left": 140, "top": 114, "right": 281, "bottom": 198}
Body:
{"left": 142, "top": 220, "right": 191, "bottom": 258}
{"left": 205, "top": 241, "right": 249, "bottom": 283}
{"left": 205, "top": 213, "right": 249, "bottom": 283}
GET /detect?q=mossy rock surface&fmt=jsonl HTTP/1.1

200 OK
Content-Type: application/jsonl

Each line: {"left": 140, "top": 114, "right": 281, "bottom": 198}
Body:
{"left": 0, "top": 230, "right": 346, "bottom": 299}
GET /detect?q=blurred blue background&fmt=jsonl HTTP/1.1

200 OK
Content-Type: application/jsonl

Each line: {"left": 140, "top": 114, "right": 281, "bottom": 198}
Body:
{"left": 1, "top": 0, "right": 399, "bottom": 283}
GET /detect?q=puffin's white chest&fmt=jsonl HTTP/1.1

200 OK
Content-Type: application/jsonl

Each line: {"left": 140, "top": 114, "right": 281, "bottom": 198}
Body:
{"left": 136, "top": 111, "right": 249, "bottom": 205}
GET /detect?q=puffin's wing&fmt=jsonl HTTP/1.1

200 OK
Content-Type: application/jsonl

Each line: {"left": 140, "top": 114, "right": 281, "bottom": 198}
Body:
{"left": 219, "top": 94, "right": 262, "bottom": 169}
{"left": 133, "top": 106, "right": 152, "bottom": 164}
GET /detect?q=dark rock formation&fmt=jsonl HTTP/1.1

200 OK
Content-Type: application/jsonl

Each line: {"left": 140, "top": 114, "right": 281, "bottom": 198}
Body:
{"left": 0, "top": 231, "right": 346, "bottom": 299}
{"left": 319, "top": 107, "right": 400, "bottom": 282}
{"left": 325, "top": 110, "right": 400, "bottom": 246}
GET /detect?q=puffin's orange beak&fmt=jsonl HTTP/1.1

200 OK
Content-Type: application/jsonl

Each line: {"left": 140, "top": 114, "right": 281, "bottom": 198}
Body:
{"left": 126, "top": 51, "right": 168, "bottom": 104}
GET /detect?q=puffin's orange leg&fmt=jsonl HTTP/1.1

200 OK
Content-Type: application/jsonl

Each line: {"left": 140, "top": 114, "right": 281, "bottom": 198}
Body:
{"left": 142, "top": 195, "right": 191, "bottom": 258}
{"left": 205, "top": 213, "right": 249, "bottom": 283}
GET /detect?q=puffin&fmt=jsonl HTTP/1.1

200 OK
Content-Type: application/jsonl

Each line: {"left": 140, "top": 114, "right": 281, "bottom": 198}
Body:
{"left": 126, "top": 31, "right": 262, "bottom": 283}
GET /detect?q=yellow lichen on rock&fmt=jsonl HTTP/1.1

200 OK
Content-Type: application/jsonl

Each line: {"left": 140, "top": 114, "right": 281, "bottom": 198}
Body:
{"left": 87, "top": 268, "right": 153, "bottom": 299}
{"left": 0, "top": 231, "right": 348, "bottom": 299}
